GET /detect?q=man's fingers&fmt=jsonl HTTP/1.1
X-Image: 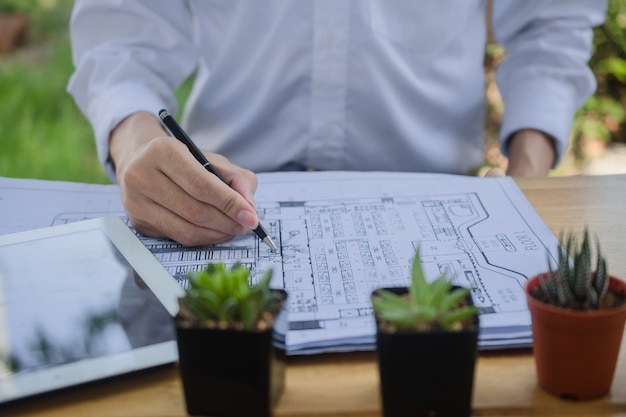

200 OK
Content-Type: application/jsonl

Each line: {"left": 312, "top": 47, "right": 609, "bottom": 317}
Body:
{"left": 160, "top": 142, "right": 260, "bottom": 229}
{"left": 112, "top": 124, "right": 261, "bottom": 246}
{"left": 127, "top": 200, "right": 240, "bottom": 247}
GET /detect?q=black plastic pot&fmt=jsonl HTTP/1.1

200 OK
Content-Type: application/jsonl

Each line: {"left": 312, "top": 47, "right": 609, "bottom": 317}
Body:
{"left": 373, "top": 287, "right": 479, "bottom": 417}
{"left": 175, "top": 290, "right": 287, "bottom": 417}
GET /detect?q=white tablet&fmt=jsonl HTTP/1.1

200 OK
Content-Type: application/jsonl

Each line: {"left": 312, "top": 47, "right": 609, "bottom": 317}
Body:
{"left": 0, "top": 216, "right": 184, "bottom": 404}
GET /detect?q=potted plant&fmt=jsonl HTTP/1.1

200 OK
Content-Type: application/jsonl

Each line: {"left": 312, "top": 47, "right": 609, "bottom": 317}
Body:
{"left": 525, "top": 228, "right": 626, "bottom": 400}
{"left": 371, "top": 249, "right": 480, "bottom": 417}
{"left": 174, "top": 262, "right": 288, "bottom": 417}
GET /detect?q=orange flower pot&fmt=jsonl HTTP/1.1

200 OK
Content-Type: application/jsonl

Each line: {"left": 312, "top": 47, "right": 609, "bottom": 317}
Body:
{"left": 525, "top": 274, "right": 626, "bottom": 400}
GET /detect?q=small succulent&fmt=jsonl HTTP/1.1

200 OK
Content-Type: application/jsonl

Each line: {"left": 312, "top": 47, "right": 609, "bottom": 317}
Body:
{"left": 371, "top": 249, "right": 478, "bottom": 332}
{"left": 532, "top": 228, "right": 609, "bottom": 310}
{"left": 177, "top": 262, "right": 283, "bottom": 330}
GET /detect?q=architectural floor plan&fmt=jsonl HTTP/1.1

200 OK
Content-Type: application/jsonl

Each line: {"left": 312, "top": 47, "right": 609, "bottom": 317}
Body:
{"left": 0, "top": 172, "right": 559, "bottom": 354}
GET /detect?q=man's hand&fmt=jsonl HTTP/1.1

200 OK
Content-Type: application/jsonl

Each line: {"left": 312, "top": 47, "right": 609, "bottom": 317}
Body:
{"left": 505, "top": 129, "right": 556, "bottom": 177}
{"left": 110, "top": 111, "right": 259, "bottom": 246}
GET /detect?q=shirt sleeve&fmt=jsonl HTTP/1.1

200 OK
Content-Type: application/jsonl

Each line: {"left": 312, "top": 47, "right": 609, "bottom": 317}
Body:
{"left": 67, "top": 0, "right": 197, "bottom": 181}
{"left": 492, "top": 0, "right": 607, "bottom": 166}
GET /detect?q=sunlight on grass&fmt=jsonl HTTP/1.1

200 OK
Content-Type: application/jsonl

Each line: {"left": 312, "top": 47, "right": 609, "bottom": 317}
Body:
{"left": 0, "top": 0, "right": 111, "bottom": 183}
{"left": 0, "top": 42, "right": 111, "bottom": 183}
{"left": 0, "top": 0, "right": 194, "bottom": 184}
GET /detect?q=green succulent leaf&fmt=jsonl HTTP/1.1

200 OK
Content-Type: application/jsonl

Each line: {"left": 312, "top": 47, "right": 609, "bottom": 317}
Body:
{"left": 410, "top": 253, "right": 430, "bottom": 306}
{"left": 372, "top": 248, "right": 478, "bottom": 332}
{"left": 428, "top": 275, "right": 453, "bottom": 306}
{"left": 179, "top": 262, "right": 277, "bottom": 329}
{"left": 595, "top": 253, "right": 609, "bottom": 302}
{"left": 439, "top": 287, "right": 471, "bottom": 313}
{"left": 440, "top": 305, "right": 479, "bottom": 329}
{"left": 533, "top": 228, "right": 611, "bottom": 310}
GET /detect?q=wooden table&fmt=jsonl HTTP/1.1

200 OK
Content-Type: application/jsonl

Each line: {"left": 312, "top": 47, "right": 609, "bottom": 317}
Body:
{"left": 3, "top": 174, "right": 626, "bottom": 417}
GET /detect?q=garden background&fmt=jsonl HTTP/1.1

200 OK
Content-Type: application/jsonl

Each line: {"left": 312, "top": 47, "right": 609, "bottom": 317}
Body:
{"left": 1, "top": 0, "right": 625, "bottom": 185}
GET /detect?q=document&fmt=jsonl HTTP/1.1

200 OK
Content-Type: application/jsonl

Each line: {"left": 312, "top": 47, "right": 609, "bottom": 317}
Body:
{"left": 0, "top": 172, "right": 558, "bottom": 354}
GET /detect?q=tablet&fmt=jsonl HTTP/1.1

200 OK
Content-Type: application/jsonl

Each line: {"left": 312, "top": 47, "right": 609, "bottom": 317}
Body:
{"left": 0, "top": 216, "right": 184, "bottom": 404}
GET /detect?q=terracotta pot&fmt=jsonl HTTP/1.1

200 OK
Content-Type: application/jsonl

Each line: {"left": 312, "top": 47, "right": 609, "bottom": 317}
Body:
{"left": 525, "top": 274, "right": 626, "bottom": 400}
{"left": 373, "top": 287, "right": 479, "bottom": 417}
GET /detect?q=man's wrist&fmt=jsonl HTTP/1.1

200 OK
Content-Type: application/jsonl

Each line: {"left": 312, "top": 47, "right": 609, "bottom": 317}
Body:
{"left": 109, "top": 112, "right": 166, "bottom": 175}
{"left": 505, "top": 129, "right": 556, "bottom": 177}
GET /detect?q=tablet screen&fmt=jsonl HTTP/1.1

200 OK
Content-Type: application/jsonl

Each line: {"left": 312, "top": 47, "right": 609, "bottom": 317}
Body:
{"left": 0, "top": 217, "right": 181, "bottom": 403}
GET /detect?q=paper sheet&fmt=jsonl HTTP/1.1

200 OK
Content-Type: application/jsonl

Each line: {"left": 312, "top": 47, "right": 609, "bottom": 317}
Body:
{"left": 0, "top": 172, "right": 558, "bottom": 354}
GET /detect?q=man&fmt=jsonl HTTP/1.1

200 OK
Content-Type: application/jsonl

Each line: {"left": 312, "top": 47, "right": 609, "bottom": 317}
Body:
{"left": 68, "top": 1, "right": 606, "bottom": 246}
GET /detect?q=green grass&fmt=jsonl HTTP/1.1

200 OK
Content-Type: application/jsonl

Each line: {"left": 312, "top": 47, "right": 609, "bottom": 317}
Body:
{"left": 0, "top": 42, "right": 111, "bottom": 183}
{"left": 0, "top": 0, "right": 111, "bottom": 183}
{"left": 0, "top": 0, "right": 193, "bottom": 184}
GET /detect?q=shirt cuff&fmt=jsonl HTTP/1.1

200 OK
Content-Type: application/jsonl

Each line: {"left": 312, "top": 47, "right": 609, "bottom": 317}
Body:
{"left": 88, "top": 82, "right": 178, "bottom": 182}
{"left": 499, "top": 77, "right": 586, "bottom": 167}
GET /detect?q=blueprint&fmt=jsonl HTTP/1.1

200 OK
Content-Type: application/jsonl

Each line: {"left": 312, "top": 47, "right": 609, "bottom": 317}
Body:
{"left": 0, "top": 172, "right": 559, "bottom": 354}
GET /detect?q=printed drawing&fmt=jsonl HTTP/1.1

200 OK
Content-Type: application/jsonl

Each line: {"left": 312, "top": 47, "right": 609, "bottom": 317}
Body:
{"left": 83, "top": 190, "right": 548, "bottom": 354}
{"left": 9, "top": 171, "right": 556, "bottom": 354}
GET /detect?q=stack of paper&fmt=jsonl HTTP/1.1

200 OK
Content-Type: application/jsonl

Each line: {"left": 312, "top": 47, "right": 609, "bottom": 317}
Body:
{"left": 0, "top": 172, "right": 558, "bottom": 355}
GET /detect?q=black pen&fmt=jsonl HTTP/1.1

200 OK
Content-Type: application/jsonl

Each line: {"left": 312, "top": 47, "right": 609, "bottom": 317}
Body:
{"left": 158, "top": 109, "right": 279, "bottom": 253}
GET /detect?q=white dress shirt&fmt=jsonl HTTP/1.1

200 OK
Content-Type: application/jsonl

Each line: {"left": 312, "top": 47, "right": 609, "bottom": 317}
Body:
{"left": 68, "top": 0, "right": 606, "bottom": 181}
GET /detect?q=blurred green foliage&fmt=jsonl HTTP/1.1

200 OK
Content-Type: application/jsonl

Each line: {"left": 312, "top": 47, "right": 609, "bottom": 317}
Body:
{"left": 0, "top": 0, "right": 111, "bottom": 183}
{"left": 572, "top": 0, "right": 626, "bottom": 159}
{"left": 0, "top": 0, "right": 73, "bottom": 42}
{"left": 0, "top": 0, "right": 191, "bottom": 183}
{"left": 0, "top": 42, "right": 109, "bottom": 182}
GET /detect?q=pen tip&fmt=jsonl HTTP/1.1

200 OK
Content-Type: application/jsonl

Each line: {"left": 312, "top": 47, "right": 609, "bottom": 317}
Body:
{"left": 158, "top": 109, "right": 168, "bottom": 120}
{"left": 263, "top": 236, "right": 280, "bottom": 254}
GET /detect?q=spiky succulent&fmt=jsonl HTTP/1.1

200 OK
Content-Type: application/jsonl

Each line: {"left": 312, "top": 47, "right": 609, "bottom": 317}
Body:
{"left": 177, "top": 262, "right": 282, "bottom": 330}
{"left": 535, "top": 228, "right": 609, "bottom": 309}
{"left": 371, "top": 249, "right": 478, "bottom": 332}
